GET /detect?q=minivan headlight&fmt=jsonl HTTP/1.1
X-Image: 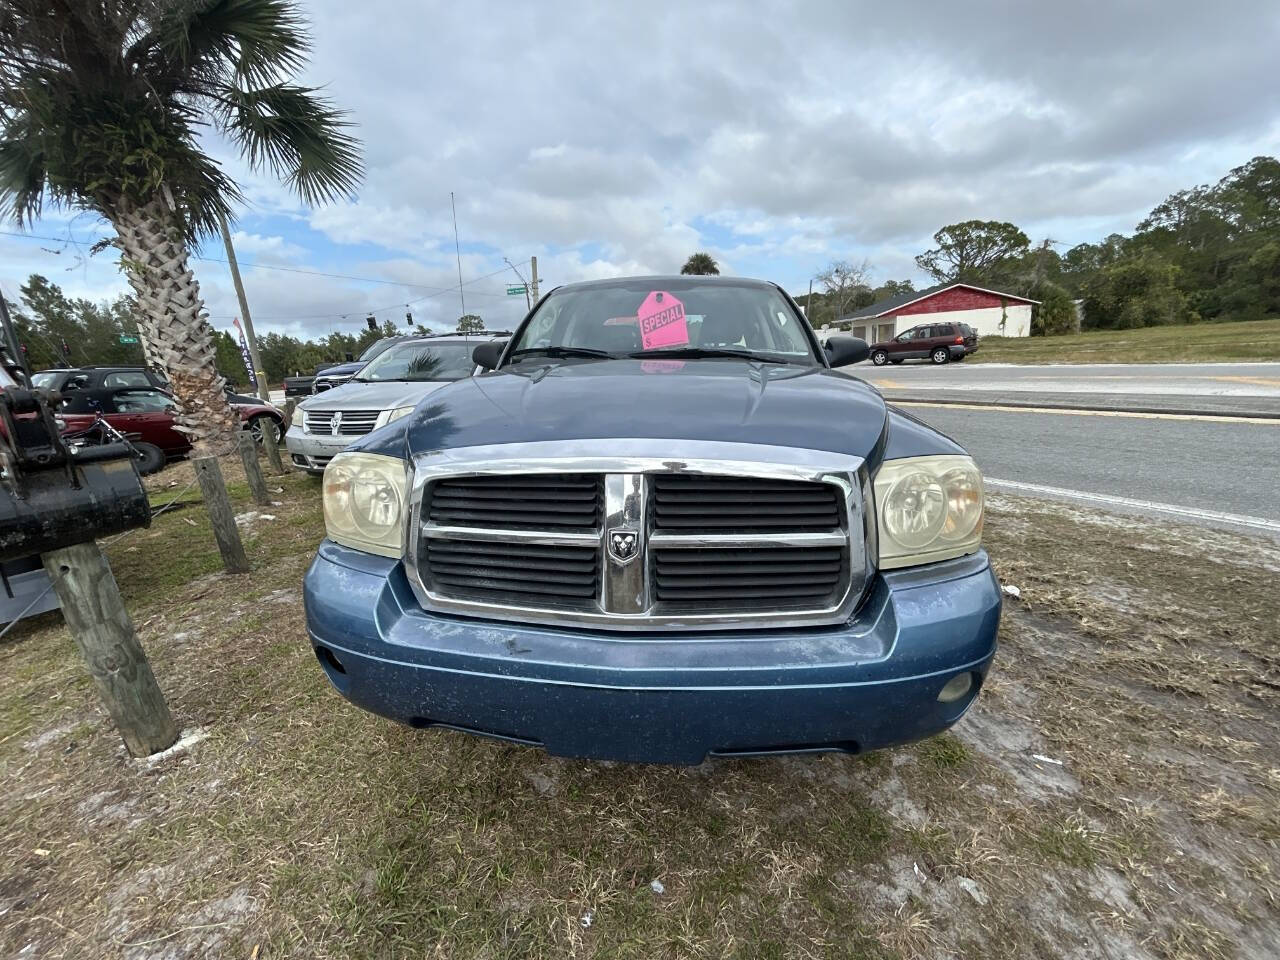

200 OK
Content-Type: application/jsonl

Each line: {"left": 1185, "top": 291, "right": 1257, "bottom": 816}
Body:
{"left": 322, "top": 452, "right": 408, "bottom": 558}
{"left": 873, "top": 455, "right": 984, "bottom": 569}
{"left": 375, "top": 405, "right": 414, "bottom": 429}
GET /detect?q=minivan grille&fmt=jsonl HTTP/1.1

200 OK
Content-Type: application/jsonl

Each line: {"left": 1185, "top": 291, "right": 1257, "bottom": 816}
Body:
{"left": 652, "top": 474, "right": 841, "bottom": 531}
{"left": 423, "top": 539, "right": 599, "bottom": 605}
{"left": 303, "top": 410, "right": 380, "bottom": 436}
{"left": 426, "top": 474, "right": 602, "bottom": 530}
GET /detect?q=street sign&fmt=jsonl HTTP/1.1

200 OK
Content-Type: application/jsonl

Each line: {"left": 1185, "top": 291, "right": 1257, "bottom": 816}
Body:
{"left": 118, "top": 334, "right": 140, "bottom": 345}
{"left": 507, "top": 285, "right": 526, "bottom": 296}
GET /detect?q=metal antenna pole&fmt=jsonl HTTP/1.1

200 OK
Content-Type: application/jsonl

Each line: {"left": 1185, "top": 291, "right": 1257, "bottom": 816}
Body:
{"left": 451, "top": 192, "right": 466, "bottom": 319}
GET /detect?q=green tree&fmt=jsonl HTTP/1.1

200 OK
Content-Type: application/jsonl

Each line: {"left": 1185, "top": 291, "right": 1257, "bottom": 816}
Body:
{"left": 213, "top": 330, "right": 249, "bottom": 387}
{"left": 1028, "top": 282, "right": 1077, "bottom": 336}
{"left": 1082, "top": 255, "right": 1191, "bottom": 329}
{"left": 915, "top": 221, "right": 1030, "bottom": 284}
{"left": 457, "top": 314, "right": 484, "bottom": 333}
{"left": 872, "top": 279, "right": 915, "bottom": 300}
{"left": 0, "top": 0, "right": 362, "bottom": 456}
{"left": 680, "top": 252, "right": 719, "bottom": 275}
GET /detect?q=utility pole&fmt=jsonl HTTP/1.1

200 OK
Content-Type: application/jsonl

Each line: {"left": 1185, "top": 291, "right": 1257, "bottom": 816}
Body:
{"left": 0, "top": 288, "right": 29, "bottom": 382}
{"left": 504, "top": 258, "right": 531, "bottom": 309}
{"left": 530, "top": 256, "right": 540, "bottom": 303}
{"left": 218, "top": 213, "right": 269, "bottom": 400}
{"left": 451, "top": 191, "right": 466, "bottom": 318}
{"left": 807, "top": 278, "right": 814, "bottom": 320}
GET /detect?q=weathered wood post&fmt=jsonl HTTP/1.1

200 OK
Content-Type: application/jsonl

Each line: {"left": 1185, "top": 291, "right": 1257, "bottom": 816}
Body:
{"left": 238, "top": 432, "right": 270, "bottom": 505}
{"left": 41, "top": 542, "right": 179, "bottom": 756}
{"left": 260, "top": 425, "right": 285, "bottom": 473}
{"left": 283, "top": 398, "right": 296, "bottom": 429}
{"left": 192, "top": 456, "right": 250, "bottom": 573}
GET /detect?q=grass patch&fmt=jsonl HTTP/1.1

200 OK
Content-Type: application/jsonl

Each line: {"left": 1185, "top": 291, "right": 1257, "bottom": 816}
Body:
{"left": 1, "top": 459, "right": 1278, "bottom": 958}
{"left": 967, "top": 316, "right": 1280, "bottom": 364}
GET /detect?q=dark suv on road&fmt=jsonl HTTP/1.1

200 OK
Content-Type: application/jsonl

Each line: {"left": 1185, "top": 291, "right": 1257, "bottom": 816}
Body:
{"left": 869, "top": 322, "right": 978, "bottom": 366}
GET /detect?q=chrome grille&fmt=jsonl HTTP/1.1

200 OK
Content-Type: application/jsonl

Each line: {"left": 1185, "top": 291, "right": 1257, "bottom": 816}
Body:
{"left": 302, "top": 410, "right": 379, "bottom": 436}
{"left": 407, "top": 445, "right": 870, "bottom": 631}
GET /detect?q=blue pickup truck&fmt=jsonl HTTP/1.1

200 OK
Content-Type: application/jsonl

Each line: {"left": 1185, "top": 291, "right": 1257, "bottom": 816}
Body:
{"left": 303, "top": 275, "right": 1000, "bottom": 764}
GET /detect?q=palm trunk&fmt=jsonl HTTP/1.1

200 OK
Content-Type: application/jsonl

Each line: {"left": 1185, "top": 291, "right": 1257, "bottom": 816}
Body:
{"left": 109, "top": 197, "right": 240, "bottom": 457}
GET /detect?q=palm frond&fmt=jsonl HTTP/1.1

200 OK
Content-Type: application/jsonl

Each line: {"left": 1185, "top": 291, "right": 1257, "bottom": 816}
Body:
{"left": 130, "top": 0, "right": 308, "bottom": 90}
{"left": 0, "top": 118, "right": 48, "bottom": 226}
{"left": 217, "top": 83, "right": 362, "bottom": 204}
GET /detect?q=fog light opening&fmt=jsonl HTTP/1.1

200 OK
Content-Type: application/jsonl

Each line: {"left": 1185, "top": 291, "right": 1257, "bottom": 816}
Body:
{"left": 315, "top": 645, "right": 346, "bottom": 675}
{"left": 937, "top": 671, "right": 974, "bottom": 704}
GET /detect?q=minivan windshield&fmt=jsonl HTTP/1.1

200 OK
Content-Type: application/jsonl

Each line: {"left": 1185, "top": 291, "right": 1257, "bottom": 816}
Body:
{"left": 353, "top": 341, "right": 476, "bottom": 382}
{"left": 506, "top": 279, "right": 819, "bottom": 366}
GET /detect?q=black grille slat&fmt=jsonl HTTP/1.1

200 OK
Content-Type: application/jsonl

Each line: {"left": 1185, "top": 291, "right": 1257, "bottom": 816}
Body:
{"left": 423, "top": 537, "right": 599, "bottom": 605}
{"left": 652, "top": 475, "right": 840, "bottom": 532}
{"left": 652, "top": 542, "right": 845, "bottom": 608}
{"left": 427, "top": 474, "right": 601, "bottom": 531}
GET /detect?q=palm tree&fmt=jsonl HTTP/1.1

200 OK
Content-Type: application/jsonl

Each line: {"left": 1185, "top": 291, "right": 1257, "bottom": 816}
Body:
{"left": 680, "top": 252, "right": 719, "bottom": 275}
{"left": 0, "top": 0, "right": 362, "bottom": 456}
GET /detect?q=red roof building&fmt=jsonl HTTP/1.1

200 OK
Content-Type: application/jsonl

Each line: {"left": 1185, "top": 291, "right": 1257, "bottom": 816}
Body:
{"left": 839, "top": 283, "right": 1038, "bottom": 342}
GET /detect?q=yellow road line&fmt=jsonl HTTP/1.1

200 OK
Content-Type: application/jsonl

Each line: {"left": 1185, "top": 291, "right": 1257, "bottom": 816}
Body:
{"left": 1211, "top": 375, "right": 1280, "bottom": 387}
{"left": 894, "top": 401, "right": 1280, "bottom": 424}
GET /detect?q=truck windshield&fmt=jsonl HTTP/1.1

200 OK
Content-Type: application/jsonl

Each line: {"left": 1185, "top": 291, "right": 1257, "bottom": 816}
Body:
{"left": 507, "top": 279, "right": 818, "bottom": 365}
{"left": 354, "top": 342, "right": 476, "bottom": 382}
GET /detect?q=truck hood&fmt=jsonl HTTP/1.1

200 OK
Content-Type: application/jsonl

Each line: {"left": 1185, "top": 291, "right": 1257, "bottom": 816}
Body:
{"left": 297, "top": 379, "right": 452, "bottom": 412}
{"left": 402, "top": 359, "right": 890, "bottom": 461}
{"left": 315, "top": 361, "right": 364, "bottom": 379}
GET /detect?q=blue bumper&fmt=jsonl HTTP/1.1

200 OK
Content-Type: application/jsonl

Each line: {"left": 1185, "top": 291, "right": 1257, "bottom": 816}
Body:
{"left": 304, "top": 542, "right": 1001, "bottom": 765}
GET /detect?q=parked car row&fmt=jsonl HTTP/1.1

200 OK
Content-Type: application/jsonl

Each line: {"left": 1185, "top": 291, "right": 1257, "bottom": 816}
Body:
{"left": 27, "top": 366, "right": 285, "bottom": 475}
{"left": 285, "top": 333, "right": 507, "bottom": 473}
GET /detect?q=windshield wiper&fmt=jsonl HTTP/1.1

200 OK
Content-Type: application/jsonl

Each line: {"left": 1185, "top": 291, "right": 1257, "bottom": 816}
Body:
{"left": 628, "top": 346, "right": 801, "bottom": 365}
{"left": 506, "top": 346, "right": 615, "bottom": 361}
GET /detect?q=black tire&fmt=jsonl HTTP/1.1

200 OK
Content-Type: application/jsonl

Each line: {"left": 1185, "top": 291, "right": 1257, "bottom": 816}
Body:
{"left": 930, "top": 347, "right": 950, "bottom": 365}
{"left": 889, "top": 358, "right": 904, "bottom": 365}
{"left": 249, "top": 414, "right": 281, "bottom": 446}
{"left": 132, "top": 441, "right": 166, "bottom": 475}
{"left": 871, "top": 349, "right": 889, "bottom": 366}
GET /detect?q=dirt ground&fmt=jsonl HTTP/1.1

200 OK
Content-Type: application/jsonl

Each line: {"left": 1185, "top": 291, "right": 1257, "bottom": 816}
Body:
{"left": 1, "top": 457, "right": 1276, "bottom": 959}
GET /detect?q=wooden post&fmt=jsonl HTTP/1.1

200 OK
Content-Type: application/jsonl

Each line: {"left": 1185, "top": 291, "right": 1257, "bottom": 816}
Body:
{"left": 283, "top": 399, "right": 296, "bottom": 430}
{"left": 193, "top": 456, "right": 250, "bottom": 573}
{"left": 260, "top": 424, "right": 285, "bottom": 474}
{"left": 41, "top": 542, "right": 179, "bottom": 757}
{"left": 238, "top": 432, "right": 270, "bottom": 505}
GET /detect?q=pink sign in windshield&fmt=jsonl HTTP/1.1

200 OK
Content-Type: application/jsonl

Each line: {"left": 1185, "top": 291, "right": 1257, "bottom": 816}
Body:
{"left": 637, "top": 291, "right": 688, "bottom": 350}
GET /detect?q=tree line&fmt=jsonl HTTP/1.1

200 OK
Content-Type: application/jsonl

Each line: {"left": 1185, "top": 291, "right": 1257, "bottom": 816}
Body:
{"left": 801, "top": 155, "right": 1280, "bottom": 335}
{"left": 6, "top": 275, "right": 493, "bottom": 387}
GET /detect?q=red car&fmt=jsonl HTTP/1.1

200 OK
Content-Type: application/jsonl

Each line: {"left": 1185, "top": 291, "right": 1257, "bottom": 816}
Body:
{"left": 57, "top": 384, "right": 284, "bottom": 473}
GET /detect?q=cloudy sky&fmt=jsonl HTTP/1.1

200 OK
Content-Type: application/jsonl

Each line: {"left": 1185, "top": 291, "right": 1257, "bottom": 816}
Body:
{"left": 3, "top": 0, "right": 1278, "bottom": 340}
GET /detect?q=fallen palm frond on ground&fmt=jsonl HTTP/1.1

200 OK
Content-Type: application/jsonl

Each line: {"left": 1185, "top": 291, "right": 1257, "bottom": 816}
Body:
{"left": 1, "top": 463, "right": 1276, "bottom": 959}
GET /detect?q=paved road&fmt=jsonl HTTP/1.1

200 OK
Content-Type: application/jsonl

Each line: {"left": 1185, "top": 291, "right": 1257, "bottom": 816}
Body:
{"left": 858, "top": 360, "right": 1280, "bottom": 397}
{"left": 901, "top": 403, "right": 1280, "bottom": 534}
{"left": 848, "top": 361, "right": 1280, "bottom": 418}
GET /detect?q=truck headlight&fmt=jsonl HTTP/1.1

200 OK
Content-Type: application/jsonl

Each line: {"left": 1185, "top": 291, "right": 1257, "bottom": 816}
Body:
{"left": 375, "top": 406, "right": 414, "bottom": 429}
{"left": 322, "top": 452, "right": 408, "bottom": 558}
{"left": 873, "top": 455, "right": 983, "bottom": 569}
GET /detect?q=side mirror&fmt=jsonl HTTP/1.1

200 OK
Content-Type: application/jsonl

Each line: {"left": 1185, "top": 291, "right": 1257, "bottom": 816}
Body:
{"left": 824, "top": 335, "right": 869, "bottom": 367}
{"left": 472, "top": 340, "right": 507, "bottom": 371}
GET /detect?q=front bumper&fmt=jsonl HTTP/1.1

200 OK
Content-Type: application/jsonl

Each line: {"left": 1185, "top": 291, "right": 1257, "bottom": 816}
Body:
{"left": 284, "top": 424, "right": 355, "bottom": 473}
{"left": 304, "top": 542, "right": 1001, "bottom": 764}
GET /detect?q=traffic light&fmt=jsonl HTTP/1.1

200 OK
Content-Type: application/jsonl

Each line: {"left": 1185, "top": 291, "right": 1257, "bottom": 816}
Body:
{"left": 366, "top": 315, "right": 377, "bottom": 332}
